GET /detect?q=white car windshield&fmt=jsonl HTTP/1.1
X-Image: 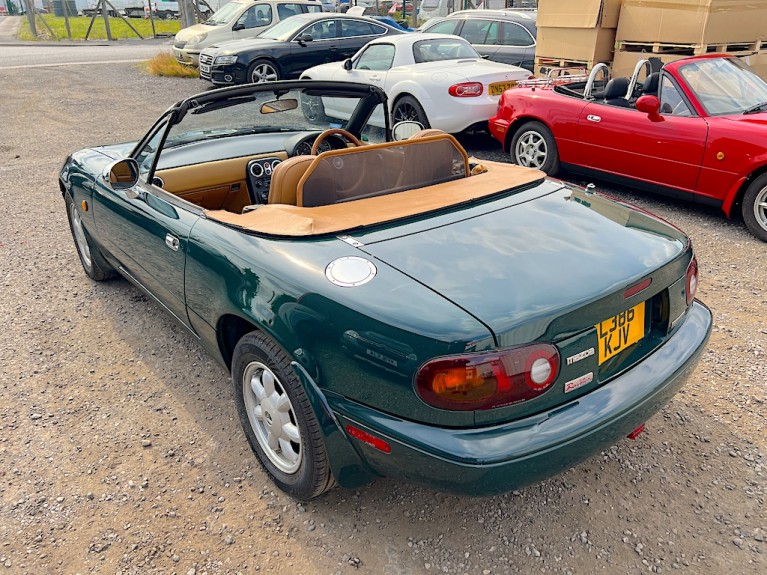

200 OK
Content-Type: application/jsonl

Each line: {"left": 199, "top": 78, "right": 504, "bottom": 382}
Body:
{"left": 412, "top": 38, "right": 480, "bottom": 63}
{"left": 204, "top": 2, "right": 245, "bottom": 25}
{"left": 679, "top": 58, "right": 767, "bottom": 116}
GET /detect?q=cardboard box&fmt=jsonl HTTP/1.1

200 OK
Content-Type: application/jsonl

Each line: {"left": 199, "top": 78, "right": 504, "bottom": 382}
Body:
{"left": 536, "top": 26, "right": 617, "bottom": 63}
{"left": 611, "top": 50, "right": 691, "bottom": 77}
{"left": 537, "top": 0, "right": 622, "bottom": 29}
{"left": 617, "top": 0, "right": 767, "bottom": 46}
{"left": 741, "top": 51, "right": 767, "bottom": 79}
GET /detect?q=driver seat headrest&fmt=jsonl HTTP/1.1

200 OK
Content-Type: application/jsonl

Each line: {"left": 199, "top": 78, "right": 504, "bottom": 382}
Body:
{"left": 268, "top": 156, "right": 315, "bottom": 206}
{"left": 642, "top": 72, "right": 660, "bottom": 96}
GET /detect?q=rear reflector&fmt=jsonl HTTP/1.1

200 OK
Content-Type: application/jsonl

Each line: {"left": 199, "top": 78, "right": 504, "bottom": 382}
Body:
{"left": 686, "top": 255, "right": 698, "bottom": 305}
{"left": 624, "top": 277, "right": 652, "bottom": 299}
{"left": 346, "top": 425, "right": 392, "bottom": 453}
{"left": 627, "top": 423, "right": 646, "bottom": 440}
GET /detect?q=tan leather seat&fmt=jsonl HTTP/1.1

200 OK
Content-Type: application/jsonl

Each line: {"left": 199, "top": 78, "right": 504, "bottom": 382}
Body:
{"left": 408, "top": 128, "right": 448, "bottom": 139}
{"left": 267, "top": 156, "right": 316, "bottom": 206}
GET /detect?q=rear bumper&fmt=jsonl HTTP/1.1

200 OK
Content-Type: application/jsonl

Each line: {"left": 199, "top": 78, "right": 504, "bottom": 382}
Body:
{"left": 329, "top": 300, "right": 712, "bottom": 495}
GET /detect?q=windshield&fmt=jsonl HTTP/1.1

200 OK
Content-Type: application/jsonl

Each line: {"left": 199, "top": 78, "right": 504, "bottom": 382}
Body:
{"left": 258, "top": 15, "right": 311, "bottom": 40}
{"left": 204, "top": 1, "right": 246, "bottom": 25}
{"left": 679, "top": 57, "right": 767, "bottom": 116}
{"left": 412, "top": 38, "right": 480, "bottom": 63}
{"left": 144, "top": 85, "right": 388, "bottom": 172}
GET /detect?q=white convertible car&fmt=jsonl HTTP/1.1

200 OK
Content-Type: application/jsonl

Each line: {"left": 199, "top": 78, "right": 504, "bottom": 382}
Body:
{"left": 299, "top": 33, "right": 531, "bottom": 134}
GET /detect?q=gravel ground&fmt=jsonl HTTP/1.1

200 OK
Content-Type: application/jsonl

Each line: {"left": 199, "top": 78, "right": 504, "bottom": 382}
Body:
{"left": 0, "top": 60, "right": 765, "bottom": 575}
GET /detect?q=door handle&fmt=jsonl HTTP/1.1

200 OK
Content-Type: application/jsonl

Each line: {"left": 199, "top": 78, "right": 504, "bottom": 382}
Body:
{"left": 587, "top": 115, "right": 601, "bottom": 123}
{"left": 369, "top": 75, "right": 381, "bottom": 81}
{"left": 165, "top": 234, "right": 180, "bottom": 252}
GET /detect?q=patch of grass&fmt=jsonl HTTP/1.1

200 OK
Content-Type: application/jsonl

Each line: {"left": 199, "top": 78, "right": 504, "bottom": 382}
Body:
{"left": 142, "top": 51, "right": 200, "bottom": 78}
{"left": 17, "top": 15, "right": 180, "bottom": 41}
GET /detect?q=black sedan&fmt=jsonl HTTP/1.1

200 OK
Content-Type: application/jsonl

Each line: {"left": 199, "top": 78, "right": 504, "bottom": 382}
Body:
{"left": 199, "top": 12, "right": 404, "bottom": 85}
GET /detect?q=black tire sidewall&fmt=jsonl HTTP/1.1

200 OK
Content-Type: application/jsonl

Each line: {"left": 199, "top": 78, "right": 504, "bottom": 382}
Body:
{"left": 393, "top": 96, "right": 430, "bottom": 129}
{"left": 510, "top": 121, "right": 560, "bottom": 176}
{"left": 741, "top": 173, "right": 767, "bottom": 242}
{"left": 64, "top": 193, "right": 116, "bottom": 281}
{"left": 231, "top": 332, "right": 331, "bottom": 499}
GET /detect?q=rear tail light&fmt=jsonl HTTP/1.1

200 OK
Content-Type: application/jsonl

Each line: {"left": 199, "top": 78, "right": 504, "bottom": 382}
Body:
{"left": 415, "top": 344, "right": 560, "bottom": 411}
{"left": 685, "top": 255, "right": 698, "bottom": 305}
{"left": 449, "top": 82, "right": 483, "bottom": 97}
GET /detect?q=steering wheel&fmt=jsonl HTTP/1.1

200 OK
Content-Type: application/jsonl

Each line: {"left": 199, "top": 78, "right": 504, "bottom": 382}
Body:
{"left": 310, "top": 128, "right": 363, "bottom": 155}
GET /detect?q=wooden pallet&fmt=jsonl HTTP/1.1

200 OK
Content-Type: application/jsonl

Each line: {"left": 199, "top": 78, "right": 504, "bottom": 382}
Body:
{"left": 616, "top": 39, "right": 764, "bottom": 57}
{"left": 534, "top": 56, "right": 609, "bottom": 72}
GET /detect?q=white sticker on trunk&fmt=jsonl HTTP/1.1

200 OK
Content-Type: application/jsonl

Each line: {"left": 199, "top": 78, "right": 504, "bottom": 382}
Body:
{"left": 564, "top": 372, "right": 594, "bottom": 393}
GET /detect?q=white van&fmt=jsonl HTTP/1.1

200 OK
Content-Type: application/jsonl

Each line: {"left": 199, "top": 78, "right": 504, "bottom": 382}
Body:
{"left": 173, "top": 0, "right": 324, "bottom": 66}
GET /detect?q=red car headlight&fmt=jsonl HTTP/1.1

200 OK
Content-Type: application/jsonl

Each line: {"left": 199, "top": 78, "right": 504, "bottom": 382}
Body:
{"left": 415, "top": 344, "right": 560, "bottom": 411}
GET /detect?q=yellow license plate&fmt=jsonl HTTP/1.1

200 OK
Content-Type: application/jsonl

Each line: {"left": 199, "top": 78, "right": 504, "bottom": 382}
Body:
{"left": 596, "top": 302, "right": 646, "bottom": 364}
{"left": 489, "top": 81, "right": 517, "bottom": 95}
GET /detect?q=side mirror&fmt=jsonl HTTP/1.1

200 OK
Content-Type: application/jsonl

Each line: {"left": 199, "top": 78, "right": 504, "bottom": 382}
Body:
{"left": 232, "top": 22, "right": 245, "bottom": 31}
{"left": 343, "top": 58, "right": 353, "bottom": 71}
{"left": 636, "top": 95, "right": 663, "bottom": 122}
{"left": 104, "top": 159, "right": 139, "bottom": 190}
{"left": 391, "top": 120, "right": 424, "bottom": 141}
{"left": 296, "top": 34, "right": 313, "bottom": 44}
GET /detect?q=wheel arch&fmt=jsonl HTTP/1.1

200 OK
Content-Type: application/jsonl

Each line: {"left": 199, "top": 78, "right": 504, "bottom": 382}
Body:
{"left": 247, "top": 56, "right": 283, "bottom": 78}
{"left": 217, "top": 313, "right": 261, "bottom": 370}
{"left": 217, "top": 313, "right": 376, "bottom": 490}
{"left": 725, "top": 162, "right": 767, "bottom": 218}
{"left": 503, "top": 115, "right": 554, "bottom": 153}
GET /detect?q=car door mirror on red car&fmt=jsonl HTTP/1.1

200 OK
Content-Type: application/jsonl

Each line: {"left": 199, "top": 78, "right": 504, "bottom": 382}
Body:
{"left": 636, "top": 95, "right": 663, "bottom": 122}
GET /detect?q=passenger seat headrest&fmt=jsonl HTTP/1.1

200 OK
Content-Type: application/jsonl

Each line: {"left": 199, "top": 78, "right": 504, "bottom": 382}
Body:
{"left": 603, "top": 77, "right": 629, "bottom": 100}
{"left": 643, "top": 72, "right": 660, "bottom": 95}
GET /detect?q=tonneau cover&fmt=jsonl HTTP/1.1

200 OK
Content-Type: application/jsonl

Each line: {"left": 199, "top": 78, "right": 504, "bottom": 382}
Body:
{"left": 205, "top": 162, "right": 545, "bottom": 237}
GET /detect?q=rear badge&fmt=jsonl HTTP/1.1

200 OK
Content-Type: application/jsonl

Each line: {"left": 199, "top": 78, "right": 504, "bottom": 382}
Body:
{"left": 566, "top": 347, "right": 595, "bottom": 366}
{"left": 564, "top": 372, "right": 593, "bottom": 393}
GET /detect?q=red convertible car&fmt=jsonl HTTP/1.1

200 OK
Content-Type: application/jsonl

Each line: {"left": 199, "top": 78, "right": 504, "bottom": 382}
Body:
{"left": 489, "top": 55, "right": 767, "bottom": 242}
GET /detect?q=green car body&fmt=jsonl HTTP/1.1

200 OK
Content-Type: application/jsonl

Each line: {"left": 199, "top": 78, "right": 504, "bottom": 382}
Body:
{"left": 59, "top": 81, "right": 711, "bottom": 498}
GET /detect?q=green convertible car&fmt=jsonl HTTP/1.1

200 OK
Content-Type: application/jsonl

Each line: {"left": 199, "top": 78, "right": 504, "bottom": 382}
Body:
{"left": 60, "top": 80, "right": 712, "bottom": 500}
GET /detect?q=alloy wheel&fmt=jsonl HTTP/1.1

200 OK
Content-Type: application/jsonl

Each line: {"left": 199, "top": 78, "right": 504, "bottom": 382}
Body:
{"left": 251, "top": 63, "right": 278, "bottom": 83}
{"left": 752, "top": 184, "right": 767, "bottom": 233}
{"left": 242, "top": 361, "right": 302, "bottom": 474}
{"left": 515, "top": 130, "right": 548, "bottom": 169}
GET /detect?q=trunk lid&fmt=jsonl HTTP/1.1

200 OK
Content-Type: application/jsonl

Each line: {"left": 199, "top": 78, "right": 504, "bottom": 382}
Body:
{"left": 361, "top": 184, "right": 687, "bottom": 341}
{"left": 357, "top": 182, "right": 690, "bottom": 424}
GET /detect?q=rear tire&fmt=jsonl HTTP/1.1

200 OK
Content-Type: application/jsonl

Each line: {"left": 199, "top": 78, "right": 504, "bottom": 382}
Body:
{"left": 741, "top": 173, "right": 767, "bottom": 242}
{"left": 248, "top": 59, "right": 280, "bottom": 84}
{"left": 510, "top": 121, "right": 560, "bottom": 176}
{"left": 65, "top": 193, "right": 117, "bottom": 282}
{"left": 232, "top": 331, "right": 335, "bottom": 500}
{"left": 300, "top": 88, "right": 328, "bottom": 124}
{"left": 392, "top": 95, "right": 430, "bottom": 129}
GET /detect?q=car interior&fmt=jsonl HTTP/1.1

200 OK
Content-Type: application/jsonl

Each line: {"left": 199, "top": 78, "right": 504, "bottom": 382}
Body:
{"left": 201, "top": 129, "right": 546, "bottom": 237}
